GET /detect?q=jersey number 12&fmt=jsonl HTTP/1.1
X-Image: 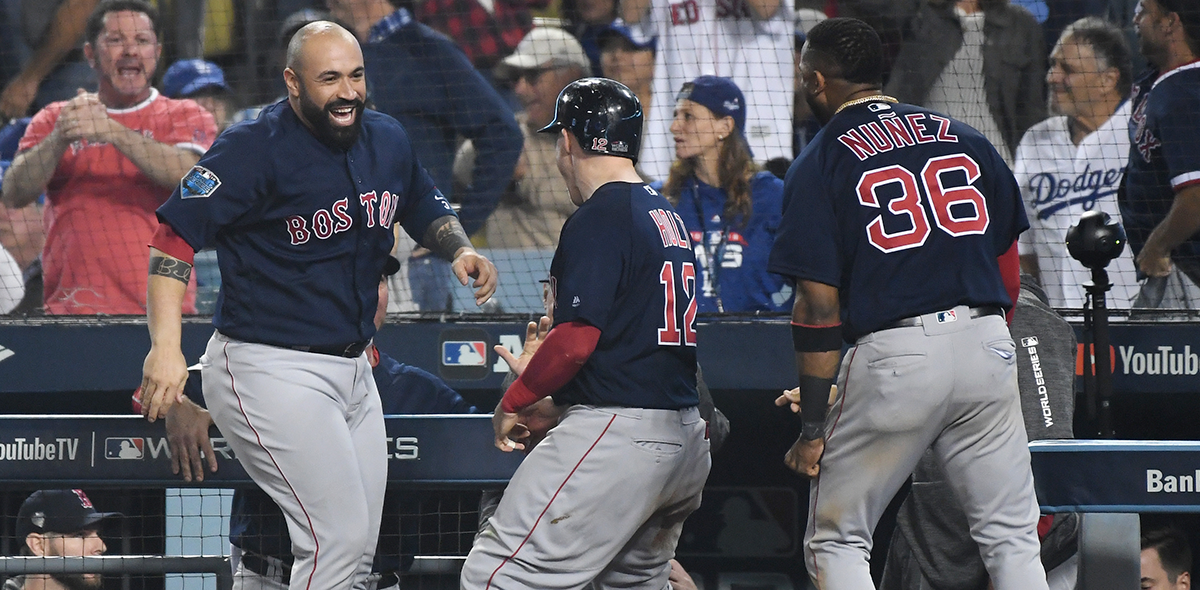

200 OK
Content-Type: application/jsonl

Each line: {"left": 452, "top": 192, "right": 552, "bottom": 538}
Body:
{"left": 658, "top": 261, "right": 698, "bottom": 347}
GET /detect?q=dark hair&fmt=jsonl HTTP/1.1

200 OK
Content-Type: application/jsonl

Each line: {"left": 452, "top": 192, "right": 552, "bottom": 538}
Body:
{"left": 663, "top": 133, "right": 758, "bottom": 228}
{"left": 1158, "top": 0, "right": 1200, "bottom": 53}
{"left": 1142, "top": 525, "right": 1193, "bottom": 583}
{"left": 85, "top": 0, "right": 161, "bottom": 46}
{"left": 1060, "top": 17, "right": 1133, "bottom": 100}
{"left": 803, "top": 17, "right": 884, "bottom": 86}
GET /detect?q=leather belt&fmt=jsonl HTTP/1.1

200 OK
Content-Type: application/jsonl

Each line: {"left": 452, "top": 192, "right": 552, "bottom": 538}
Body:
{"left": 879, "top": 306, "right": 1004, "bottom": 331}
{"left": 240, "top": 550, "right": 292, "bottom": 584}
{"left": 286, "top": 340, "right": 370, "bottom": 358}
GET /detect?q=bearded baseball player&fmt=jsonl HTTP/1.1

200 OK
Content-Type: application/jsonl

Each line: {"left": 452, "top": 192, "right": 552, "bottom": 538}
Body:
{"left": 460, "top": 78, "right": 711, "bottom": 589}
{"left": 137, "top": 21, "right": 497, "bottom": 590}
{"left": 769, "top": 19, "right": 1047, "bottom": 590}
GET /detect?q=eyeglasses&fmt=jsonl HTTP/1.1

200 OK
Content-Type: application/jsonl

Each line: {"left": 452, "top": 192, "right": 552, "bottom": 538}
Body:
{"left": 516, "top": 65, "right": 564, "bottom": 86}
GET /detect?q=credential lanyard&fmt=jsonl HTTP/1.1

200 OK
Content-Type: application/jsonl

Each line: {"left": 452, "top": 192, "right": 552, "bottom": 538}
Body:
{"left": 691, "top": 179, "right": 727, "bottom": 313}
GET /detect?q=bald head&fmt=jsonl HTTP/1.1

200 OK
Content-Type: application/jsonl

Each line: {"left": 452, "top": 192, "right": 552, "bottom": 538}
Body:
{"left": 286, "top": 21, "right": 360, "bottom": 74}
{"left": 283, "top": 19, "right": 368, "bottom": 151}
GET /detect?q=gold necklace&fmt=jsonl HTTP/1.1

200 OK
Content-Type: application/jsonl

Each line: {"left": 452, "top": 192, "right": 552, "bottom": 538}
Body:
{"left": 835, "top": 94, "right": 899, "bottom": 115}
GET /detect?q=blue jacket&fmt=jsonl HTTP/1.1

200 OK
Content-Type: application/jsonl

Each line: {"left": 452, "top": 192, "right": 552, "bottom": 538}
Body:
{"left": 361, "top": 12, "right": 523, "bottom": 235}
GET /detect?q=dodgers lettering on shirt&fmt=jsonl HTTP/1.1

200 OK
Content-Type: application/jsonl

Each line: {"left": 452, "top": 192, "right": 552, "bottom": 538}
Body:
{"left": 157, "top": 100, "right": 455, "bottom": 347}
{"left": 550, "top": 182, "right": 699, "bottom": 409}
{"left": 1012, "top": 103, "right": 1140, "bottom": 309}
{"left": 769, "top": 101, "right": 1027, "bottom": 341}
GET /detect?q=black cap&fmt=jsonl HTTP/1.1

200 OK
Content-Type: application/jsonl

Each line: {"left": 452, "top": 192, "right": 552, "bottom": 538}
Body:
{"left": 16, "top": 490, "right": 121, "bottom": 539}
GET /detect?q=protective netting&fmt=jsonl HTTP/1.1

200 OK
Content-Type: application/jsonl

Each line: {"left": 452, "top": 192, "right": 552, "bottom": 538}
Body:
{"left": 0, "top": 0, "right": 1194, "bottom": 318}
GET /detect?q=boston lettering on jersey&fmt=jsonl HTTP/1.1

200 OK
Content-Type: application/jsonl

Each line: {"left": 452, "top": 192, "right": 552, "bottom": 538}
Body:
{"left": 837, "top": 110, "right": 958, "bottom": 161}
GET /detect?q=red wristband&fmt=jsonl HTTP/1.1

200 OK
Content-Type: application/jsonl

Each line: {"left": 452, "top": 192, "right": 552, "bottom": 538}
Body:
{"left": 500, "top": 379, "right": 539, "bottom": 413}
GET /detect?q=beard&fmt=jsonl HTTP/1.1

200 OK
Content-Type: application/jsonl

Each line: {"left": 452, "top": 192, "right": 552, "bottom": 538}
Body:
{"left": 297, "top": 86, "right": 364, "bottom": 151}
{"left": 51, "top": 573, "right": 103, "bottom": 590}
{"left": 805, "top": 92, "right": 832, "bottom": 125}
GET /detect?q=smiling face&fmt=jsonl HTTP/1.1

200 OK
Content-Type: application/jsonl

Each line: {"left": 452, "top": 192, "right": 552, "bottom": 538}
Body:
{"left": 85, "top": 10, "right": 160, "bottom": 107}
{"left": 1134, "top": 0, "right": 1171, "bottom": 68}
{"left": 285, "top": 26, "right": 367, "bottom": 150}
{"left": 669, "top": 98, "right": 731, "bottom": 162}
{"left": 515, "top": 65, "right": 580, "bottom": 130}
{"left": 1046, "top": 37, "right": 1117, "bottom": 118}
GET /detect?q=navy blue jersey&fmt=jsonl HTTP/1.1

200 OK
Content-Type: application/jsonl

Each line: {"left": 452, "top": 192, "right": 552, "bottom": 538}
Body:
{"left": 670, "top": 171, "right": 792, "bottom": 314}
{"left": 769, "top": 100, "right": 1027, "bottom": 342}
{"left": 550, "top": 182, "right": 699, "bottom": 409}
{"left": 157, "top": 100, "right": 455, "bottom": 347}
{"left": 1121, "top": 64, "right": 1200, "bottom": 265}
{"left": 216, "top": 350, "right": 476, "bottom": 570}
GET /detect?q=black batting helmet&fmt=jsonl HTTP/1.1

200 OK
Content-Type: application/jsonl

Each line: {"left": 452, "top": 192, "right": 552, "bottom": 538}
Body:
{"left": 538, "top": 78, "right": 643, "bottom": 163}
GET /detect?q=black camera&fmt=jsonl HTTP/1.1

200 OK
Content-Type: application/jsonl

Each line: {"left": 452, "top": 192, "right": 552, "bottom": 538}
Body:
{"left": 1066, "top": 210, "right": 1126, "bottom": 270}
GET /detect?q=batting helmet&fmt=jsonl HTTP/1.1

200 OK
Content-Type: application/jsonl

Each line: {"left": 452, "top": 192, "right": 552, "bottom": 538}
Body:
{"left": 538, "top": 78, "right": 643, "bottom": 163}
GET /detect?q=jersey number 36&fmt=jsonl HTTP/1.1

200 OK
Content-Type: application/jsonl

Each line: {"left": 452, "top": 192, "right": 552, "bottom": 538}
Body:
{"left": 658, "top": 261, "right": 698, "bottom": 347}
{"left": 857, "top": 153, "right": 989, "bottom": 253}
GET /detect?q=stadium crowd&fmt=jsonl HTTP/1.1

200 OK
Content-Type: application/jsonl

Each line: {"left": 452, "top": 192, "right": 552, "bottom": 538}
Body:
{"left": 0, "top": 0, "right": 1195, "bottom": 316}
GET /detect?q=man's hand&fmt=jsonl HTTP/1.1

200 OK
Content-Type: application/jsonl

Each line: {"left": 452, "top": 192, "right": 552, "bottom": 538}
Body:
{"left": 452, "top": 249, "right": 498, "bottom": 305}
{"left": 668, "top": 559, "right": 698, "bottom": 590}
{"left": 140, "top": 346, "right": 189, "bottom": 422}
{"left": 165, "top": 397, "right": 218, "bottom": 482}
{"left": 493, "top": 316, "right": 551, "bottom": 376}
{"left": 1136, "top": 246, "right": 1173, "bottom": 278}
{"left": 775, "top": 384, "right": 837, "bottom": 414}
{"left": 0, "top": 75, "right": 40, "bottom": 120}
{"left": 492, "top": 400, "right": 528, "bottom": 452}
{"left": 784, "top": 435, "right": 824, "bottom": 478}
{"left": 56, "top": 90, "right": 115, "bottom": 144}
{"left": 516, "top": 396, "right": 565, "bottom": 452}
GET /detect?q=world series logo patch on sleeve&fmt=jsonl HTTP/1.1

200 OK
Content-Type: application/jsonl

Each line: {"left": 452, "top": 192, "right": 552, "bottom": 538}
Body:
{"left": 180, "top": 165, "right": 221, "bottom": 199}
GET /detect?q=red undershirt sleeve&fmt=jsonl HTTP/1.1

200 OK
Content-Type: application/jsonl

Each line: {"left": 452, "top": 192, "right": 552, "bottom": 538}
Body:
{"left": 500, "top": 320, "right": 601, "bottom": 413}
{"left": 999, "top": 239, "right": 1020, "bottom": 324}
{"left": 150, "top": 223, "right": 196, "bottom": 265}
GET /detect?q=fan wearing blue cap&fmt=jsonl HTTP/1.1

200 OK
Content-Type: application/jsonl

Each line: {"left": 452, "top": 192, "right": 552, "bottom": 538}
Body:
{"left": 13, "top": 489, "right": 121, "bottom": 590}
{"left": 660, "top": 75, "right": 793, "bottom": 314}
{"left": 162, "top": 59, "right": 235, "bottom": 131}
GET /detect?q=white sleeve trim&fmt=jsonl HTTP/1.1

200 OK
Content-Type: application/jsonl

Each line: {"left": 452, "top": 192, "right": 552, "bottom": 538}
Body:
{"left": 1170, "top": 170, "right": 1200, "bottom": 189}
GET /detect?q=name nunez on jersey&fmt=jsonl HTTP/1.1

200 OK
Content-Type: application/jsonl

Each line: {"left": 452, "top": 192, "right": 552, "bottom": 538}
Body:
{"left": 837, "top": 104, "right": 959, "bottom": 162}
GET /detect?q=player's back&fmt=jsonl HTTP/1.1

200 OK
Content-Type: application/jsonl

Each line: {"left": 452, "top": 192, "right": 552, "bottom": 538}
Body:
{"left": 773, "top": 101, "right": 1027, "bottom": 341}
{"left": 549, "top": 181, "right": 699, "bottom": 409}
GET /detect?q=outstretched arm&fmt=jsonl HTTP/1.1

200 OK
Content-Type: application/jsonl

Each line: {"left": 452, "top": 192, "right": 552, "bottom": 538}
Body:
{"left": 422, "top": 214, "right": 498, "bottom": 305}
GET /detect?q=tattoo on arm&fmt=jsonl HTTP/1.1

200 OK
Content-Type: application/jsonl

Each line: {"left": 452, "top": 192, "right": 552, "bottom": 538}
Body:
{"left": 149, "top": 255, "right": 194, "bottom": 284}
{"left": 423, "top": 215, "right": 473, "bottom": 261}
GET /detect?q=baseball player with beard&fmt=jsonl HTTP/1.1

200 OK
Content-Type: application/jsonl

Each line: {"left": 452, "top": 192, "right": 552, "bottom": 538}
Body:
{"left": 460, "top": 78, "right": 711, "bottom": 589}
{"left": 137, "top": 21, "right": 497, "bottom": 590}
{"left": 769, "top": 18, "right": 1046, "bottom": 590}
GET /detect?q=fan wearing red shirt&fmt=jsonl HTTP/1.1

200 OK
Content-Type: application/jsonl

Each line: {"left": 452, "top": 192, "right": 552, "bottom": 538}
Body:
{"left": 0, "top": 0, "right": 215, "bottom": 315}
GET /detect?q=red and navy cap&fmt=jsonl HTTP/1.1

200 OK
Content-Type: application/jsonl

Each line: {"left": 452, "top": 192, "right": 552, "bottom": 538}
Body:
{"left": 16, "top": 490, "right": 121, "bottom": 538}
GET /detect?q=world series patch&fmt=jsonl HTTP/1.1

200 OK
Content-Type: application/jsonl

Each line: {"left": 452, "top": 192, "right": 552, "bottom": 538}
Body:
{"left": 180, "top": 165, "right": 220, "bottom": 199}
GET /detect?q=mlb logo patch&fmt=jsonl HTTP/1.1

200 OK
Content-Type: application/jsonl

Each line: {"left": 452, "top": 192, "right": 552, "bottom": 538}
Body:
{"left": 1021, "top": 336, "right": 1039, "bottom": 347}
{"left": 105, "top": 438, "right": 144, "bottom": 460}
{"left": 935, "top": 310, "right": 957, "bottom": 324}
{"left": 443, "top": 341, "right": 487, "bottom": 366}
{"left": 180, "top": 166, "right": 220, "bottom": 199}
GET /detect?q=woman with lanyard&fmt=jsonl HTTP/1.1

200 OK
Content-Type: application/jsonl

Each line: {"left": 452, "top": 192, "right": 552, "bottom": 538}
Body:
{"left": 659, "top": 75, "right": 793, "bottom": 314}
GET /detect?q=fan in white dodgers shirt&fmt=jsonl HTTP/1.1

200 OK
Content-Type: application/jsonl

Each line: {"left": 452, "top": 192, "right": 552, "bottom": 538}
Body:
{"left": 620, "top": 0, "right": 793, "bottom": 181}
{"left": 1013, "top": 17, "right": 1143, "bottom": 309}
